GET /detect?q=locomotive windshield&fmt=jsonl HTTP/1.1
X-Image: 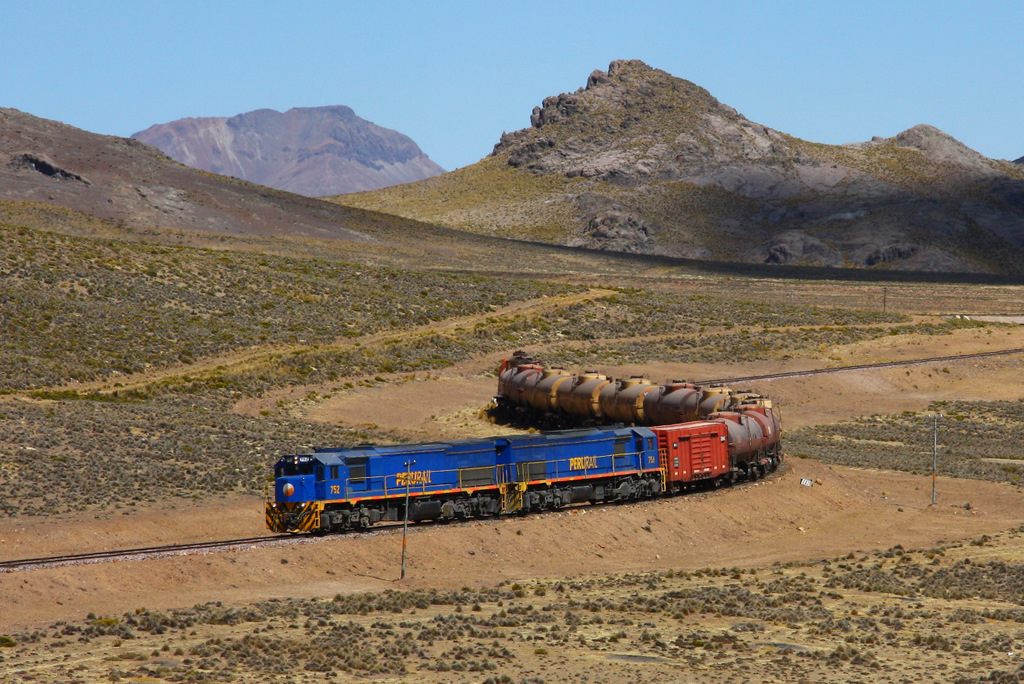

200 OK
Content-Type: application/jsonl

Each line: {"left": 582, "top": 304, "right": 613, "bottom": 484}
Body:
{"left": 276, "top": 459, "right": 316, "bottom": 477}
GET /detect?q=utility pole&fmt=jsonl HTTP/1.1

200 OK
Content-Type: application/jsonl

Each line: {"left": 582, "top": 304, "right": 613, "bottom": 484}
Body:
{"left": 883, "top": 286, "right": 888, "bottom": 313}
{"left": 401, "top": 459, "right": 416, "bottom": 580}
{"left": 932, "top": 414, "right": 940, "bottom": 505}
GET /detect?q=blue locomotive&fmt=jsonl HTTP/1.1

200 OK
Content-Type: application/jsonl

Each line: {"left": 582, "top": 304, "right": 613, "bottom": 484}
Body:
{"left": 266, "top": 409, "right": 782, "bottom": 534}
{"left": 266, "top": 425, "right": 663, "bottom": 533}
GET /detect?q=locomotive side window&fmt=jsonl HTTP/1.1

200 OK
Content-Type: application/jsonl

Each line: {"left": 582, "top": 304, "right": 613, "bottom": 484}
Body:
{"left": 330, "top": 465, "right": 339, "bottom": 479}
{"left": 613, "top": 437, "right": 629, "bottom": 465}
{"left": 527, "top": 461, "right": 546, "bottom": 480}
{"left": 347, "top": 458, "right": 367, "bottom": 481}
{"left": 316, "top": 465, "right": 325, "bottom": 481}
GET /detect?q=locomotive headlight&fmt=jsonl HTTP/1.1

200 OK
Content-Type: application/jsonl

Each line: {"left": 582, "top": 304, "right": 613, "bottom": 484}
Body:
{"left": 283, "top": 483, "right": 295, "bottom": 497}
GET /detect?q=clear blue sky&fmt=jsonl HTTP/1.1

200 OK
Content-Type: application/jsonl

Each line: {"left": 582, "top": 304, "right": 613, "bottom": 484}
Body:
{"left": 3, "top": 1, "right": 1022, "bottom": 171}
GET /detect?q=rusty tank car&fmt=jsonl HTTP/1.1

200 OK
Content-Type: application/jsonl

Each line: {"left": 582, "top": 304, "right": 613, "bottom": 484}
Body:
{"left": 496, "top": 350, "right": 778, "bottom": 430}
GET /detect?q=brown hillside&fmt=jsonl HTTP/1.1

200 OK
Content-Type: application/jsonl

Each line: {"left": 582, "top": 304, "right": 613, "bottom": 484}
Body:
{"left": 1, "top": 108, "right": 382, "bottom": 242}
{"left": 334, "top": 60, "right": 1024, "bottom": 275}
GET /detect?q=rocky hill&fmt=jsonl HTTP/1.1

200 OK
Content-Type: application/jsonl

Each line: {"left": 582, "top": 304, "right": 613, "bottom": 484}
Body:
{"left": 335, "top": 60, "right": 1024, "bottom": 275}
{"left": 132, "top": 106, "right": 444, "bottom": 197}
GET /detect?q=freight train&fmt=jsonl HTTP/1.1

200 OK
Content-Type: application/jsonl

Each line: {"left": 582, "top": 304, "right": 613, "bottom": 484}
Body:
{"left": 496, "top": 350, "right": 775, "bottom": 426}
{"left": 266, "top": 362, "right": 782, "bottom": 534}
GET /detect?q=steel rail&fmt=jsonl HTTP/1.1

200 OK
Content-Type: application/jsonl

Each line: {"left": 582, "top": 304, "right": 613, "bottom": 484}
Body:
{"left": 695, "top": 347, "right": 1024, "bottom": 386}
{"left": 0, "top": 535, "right": 281, "bottom": 572}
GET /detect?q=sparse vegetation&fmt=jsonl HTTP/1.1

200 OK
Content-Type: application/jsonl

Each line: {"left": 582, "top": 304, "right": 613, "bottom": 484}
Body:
{"left": 5, "top": 84, "right": 1024, "bottom": 684}
{"left": 787, "top": 400, "right": 1024, "bottom": 485}
{"left": 8, "top": 534, "right": 1024, "bottom": 682}
{"left": 0, "top": 216, "right": 1015, "bottom": 518}
{"left": 0, "top": 224, "right": 575, "bottom": 390}
{"left": 0, "top": 395, "right": 394, "bottom": 516}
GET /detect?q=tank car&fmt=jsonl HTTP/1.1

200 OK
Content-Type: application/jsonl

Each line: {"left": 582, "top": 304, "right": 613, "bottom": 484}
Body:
{"left": 496, "top": 351, "right": 777, "bottom": 428}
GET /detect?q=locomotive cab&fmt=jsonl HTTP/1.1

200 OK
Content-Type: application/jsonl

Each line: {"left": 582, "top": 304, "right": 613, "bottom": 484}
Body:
{"left": 273, "top": 454, "right": 318, "bottom": 502}
{"left": 266, "top": 452, "right": 327, "bottom": 533}
{"left": 274, "top": 450, "right": 368, "bottom": 501}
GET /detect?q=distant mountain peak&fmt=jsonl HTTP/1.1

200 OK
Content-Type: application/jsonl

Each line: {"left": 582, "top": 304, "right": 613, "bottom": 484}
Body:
{"left": 133, "top": 106, "right": 445, "bottom": 197}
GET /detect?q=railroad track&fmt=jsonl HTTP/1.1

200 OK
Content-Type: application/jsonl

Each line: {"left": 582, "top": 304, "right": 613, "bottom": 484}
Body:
{"left": 0, "top": 535, "right": 288, "bottom": 573}
{"left": 696, "top": 347, "right": 1024, "bottom": 386}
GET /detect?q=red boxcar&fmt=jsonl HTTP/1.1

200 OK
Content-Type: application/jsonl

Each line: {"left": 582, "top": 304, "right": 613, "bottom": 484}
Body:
{"left": 651, "top": 421, "right": 730, "bottom": 490}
